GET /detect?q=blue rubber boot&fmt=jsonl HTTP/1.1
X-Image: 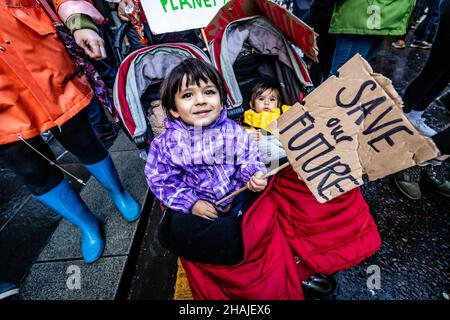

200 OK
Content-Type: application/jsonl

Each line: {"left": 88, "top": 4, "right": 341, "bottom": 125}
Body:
{"left": 84, "top": 155, "right": 141, "bottom": 222}
{"left": 34, "top": 179, "right": 104, "bottom": 264}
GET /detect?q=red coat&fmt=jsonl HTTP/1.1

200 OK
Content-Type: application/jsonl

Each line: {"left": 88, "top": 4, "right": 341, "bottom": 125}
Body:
{"left": 182, "top": 167, "right": 381, "bottom": 300}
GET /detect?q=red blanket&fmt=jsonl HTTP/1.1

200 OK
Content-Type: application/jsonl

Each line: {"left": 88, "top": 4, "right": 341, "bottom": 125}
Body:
{"left": 182, "top": 167, "right": 381, "bottom": 300}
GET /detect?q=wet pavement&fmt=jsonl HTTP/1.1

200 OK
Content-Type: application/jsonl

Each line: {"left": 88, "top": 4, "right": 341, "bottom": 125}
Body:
{"left": 0, "top": 136, "right": 110, "bottom": 285}
{"left": 0, "top": 32, "right": 448, "bottom": 300}
{"left": 332, "top": 36, "right": 449, "bottom": 300}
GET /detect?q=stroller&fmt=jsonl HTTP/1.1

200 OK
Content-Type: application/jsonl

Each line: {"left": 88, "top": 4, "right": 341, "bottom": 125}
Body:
{"left": 112, "top": 16, "right": 380, "bottom": 300}
{"left": 113, "top": 15, "right": 314, "bottom": 151}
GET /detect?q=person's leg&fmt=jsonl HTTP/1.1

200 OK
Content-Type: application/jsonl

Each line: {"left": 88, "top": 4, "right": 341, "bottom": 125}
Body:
{"left": 309, "top": 34, "right": 336, "bottom": 85}
{"left": 402, "top": 0, "right": 450, "bottom": 134}
{"left": 51, "top": 109, "right": 141, "bottom": 222}
{"left": 432, "top": 127, "right": 450, "bottom": 155}
{"left": 292, "top": 0, "right": 313, "bottom": 23}
{"left": 405, "top": 72, "right": 450, "bottom": 135}
{"left": 161, "top": 209, "right": 244, "bottom": 265}
{"left": 410, "top": 0, "right": 428, "bottom": 25}
{"left": 0, "top": 136, "right": 103, "bottom": 263}
{"left": 366, "top": 37, "right": 384, "bottom": 62}
{"left": 412, "top": 1, "right": 432, "bottom": 41}
{"left": 86, "top": 96, "right": 117, "bottom": 142}
{"left": 412, "top": 0, "right": 440, "bottom": 44}
{"left": 0, "top": 136, "right": 63, "bottom": 196}
{"left": 425, "top": 2, "right": 441, "bottom": 43}
{"left": 329, "top": 36, "right": 383, "bottom": 77}
{"left": 435, "top": 89, "right": 450, "bottom": 110}
{"left": 50, "top": 108, "right": 109, "bottom": 165}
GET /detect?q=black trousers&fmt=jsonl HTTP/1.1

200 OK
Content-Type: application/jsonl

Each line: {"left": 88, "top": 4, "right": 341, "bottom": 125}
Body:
{"left": 0, "top": 108, "right": 108, "bottom": 196}
{"left": 158, "top": 210, "right": 244, "bottom": 265}
{"left": 157, "top": 189, "right": 262, "bottom": 265}
{"left": 403, "top": 0, "right": 450, "bottom": 112}
{"left": 432, "top": 127, "right": 450, "bottom": 155}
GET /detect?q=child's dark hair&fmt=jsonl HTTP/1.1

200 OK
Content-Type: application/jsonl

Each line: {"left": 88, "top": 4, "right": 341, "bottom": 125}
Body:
{"left": 250, "top": 82, "right": 281, "bottom": 109}
{"left": 160, "top": 58, "right": 227, "bottom": 121}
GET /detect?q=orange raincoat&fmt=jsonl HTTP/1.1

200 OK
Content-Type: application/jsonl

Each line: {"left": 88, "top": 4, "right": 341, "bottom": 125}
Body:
{"left": 0, "top": 0, "right": 101, "bottom": 145}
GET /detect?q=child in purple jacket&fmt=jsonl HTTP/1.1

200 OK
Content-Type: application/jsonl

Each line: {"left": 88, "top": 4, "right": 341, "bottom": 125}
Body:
{"left": 145, "top": 59, "right": 268, "bottom": 221}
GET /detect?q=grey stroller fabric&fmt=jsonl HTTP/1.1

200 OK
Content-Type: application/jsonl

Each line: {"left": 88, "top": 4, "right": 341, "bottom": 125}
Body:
{"left": 211, "top": 16, "right": 313, "bottom": 113}
{"left": 113, "top": 44, "right": 210, "bottom": 140}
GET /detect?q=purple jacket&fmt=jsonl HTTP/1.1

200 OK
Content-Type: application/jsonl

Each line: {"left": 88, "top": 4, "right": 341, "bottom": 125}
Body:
{"left": 145, "top": 108, "right": 267, "bottom": 213}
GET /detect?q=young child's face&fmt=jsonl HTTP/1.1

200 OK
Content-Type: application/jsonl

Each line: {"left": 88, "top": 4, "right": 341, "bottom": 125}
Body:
{"left": 253, "top": 89, "right": 279, "bottom": 113}
{"left": 170, "top": 76, "right": 223, "bottom": 126}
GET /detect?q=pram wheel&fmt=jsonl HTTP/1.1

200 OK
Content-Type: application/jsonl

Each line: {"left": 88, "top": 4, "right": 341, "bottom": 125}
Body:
{"left": 302, "top": 274, "right": 337, "bottom": 300}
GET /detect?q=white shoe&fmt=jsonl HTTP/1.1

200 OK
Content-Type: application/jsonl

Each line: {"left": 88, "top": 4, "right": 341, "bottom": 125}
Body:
{"left": 406, "top": 113, "right": 437, "bottom": 137}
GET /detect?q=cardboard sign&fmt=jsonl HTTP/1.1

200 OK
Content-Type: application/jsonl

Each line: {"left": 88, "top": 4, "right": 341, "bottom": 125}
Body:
{"left": 205, "top": 0, "right": 318, "bottom": 61}
{"left": 270, "top": 54, "right": 440, "bottom": 203}
{"left": 141, "top": 0, "right": 230, "bottom": 34}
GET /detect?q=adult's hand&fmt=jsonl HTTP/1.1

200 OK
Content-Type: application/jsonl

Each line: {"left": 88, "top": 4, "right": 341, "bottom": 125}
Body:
{"left": 73, "top": 29, "right": 106, "bottom": 60}
{"left": 118, "top": 0, "right": 135, "bottom": 21}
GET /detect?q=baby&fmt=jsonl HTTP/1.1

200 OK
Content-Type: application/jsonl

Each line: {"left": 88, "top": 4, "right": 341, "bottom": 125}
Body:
{"left": 243, "top": 82, "right": 291, "bottom": 165}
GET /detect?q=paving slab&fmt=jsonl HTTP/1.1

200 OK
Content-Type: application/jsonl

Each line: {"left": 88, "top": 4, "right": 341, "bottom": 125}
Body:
{"left": 37, "top": 149, "right": 147, "bottom": 261}
{"left": 19, "top": 131, "right": 149, "bottom": 300}
{"left": 19, "top": 256, "right": 128, "bottom": 300}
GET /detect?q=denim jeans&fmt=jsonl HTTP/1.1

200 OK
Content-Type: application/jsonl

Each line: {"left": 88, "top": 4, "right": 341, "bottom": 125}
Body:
{"left": 87, "top": 97, "right": 113, "bottom": 135}
{"left": 329, "top": 35, "right": 383, "bottom": 77}
{"left": 292, "top": 0, "right": 313, "bottom": 23}
{"left": 413, "top": 0, "right": 441, "bottom": 43}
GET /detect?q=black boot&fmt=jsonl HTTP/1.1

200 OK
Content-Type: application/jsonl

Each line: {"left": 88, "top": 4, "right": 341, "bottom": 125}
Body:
{"left": 421, "top": 165, "right": 450, "bottom": 198}
{"left": 302, "top": 274, "right": 337, "bottom": 300}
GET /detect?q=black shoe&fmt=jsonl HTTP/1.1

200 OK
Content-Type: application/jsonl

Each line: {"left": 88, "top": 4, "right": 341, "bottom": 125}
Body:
{"left": 0, "top": 282, "right": 19, "bottom": 300}
{"left": 421, "top": 166, "right": 450, "bottom": 198}
{"left": 302, "top": 274, "right": 337, "bottom": 300}
{"left": 394, "top": 167, "right": 422, "bottom": 200}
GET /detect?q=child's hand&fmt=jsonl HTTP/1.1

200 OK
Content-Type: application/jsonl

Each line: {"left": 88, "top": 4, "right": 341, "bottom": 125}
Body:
{"left": 191, "top": 200, "right": 218, "bottom": 220}
{"left": 247, "top": 171, "right": 267, "bottom": 192}
{"left": 249, "top": 129, "right": 262, "bottom": 142}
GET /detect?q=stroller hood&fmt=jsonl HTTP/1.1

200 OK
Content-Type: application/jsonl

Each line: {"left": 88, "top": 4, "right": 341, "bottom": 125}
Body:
{"left": 210, "top": 16, "right": 313, "bottom": 113}
{"left": 113, "top": 44, "right": 210, "bottom": 140}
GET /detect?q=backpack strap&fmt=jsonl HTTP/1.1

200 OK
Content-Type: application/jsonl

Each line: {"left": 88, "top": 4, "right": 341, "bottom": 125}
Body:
{"left": 36, "top": 0, "right": 63, "bottom": 27}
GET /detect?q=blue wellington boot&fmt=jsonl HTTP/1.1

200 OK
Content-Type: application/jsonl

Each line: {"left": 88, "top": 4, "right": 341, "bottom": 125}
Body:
{"left": 84, "top": 155, "right": 141, "bottom": 222}
{"left": 34, "top": 179, "right": 104, "bottom": 264}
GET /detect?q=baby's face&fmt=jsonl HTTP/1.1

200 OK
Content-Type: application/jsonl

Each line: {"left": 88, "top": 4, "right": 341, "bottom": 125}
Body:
{"left": 170, "top": 76, "right": 222, "bottom": 126}
{"left": 253, "top": 89, "right": 279, "bottom": 112}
